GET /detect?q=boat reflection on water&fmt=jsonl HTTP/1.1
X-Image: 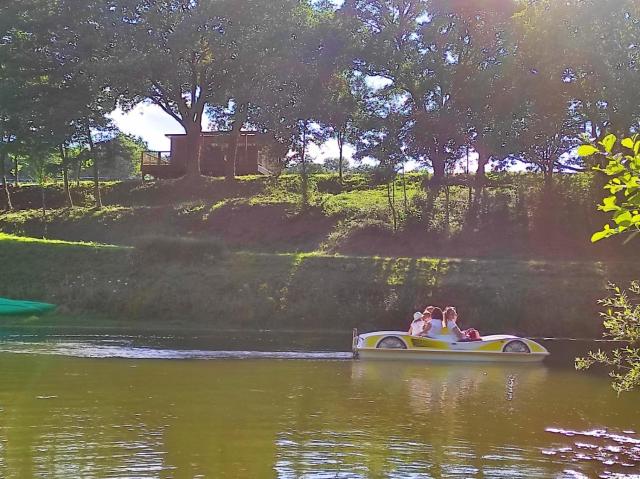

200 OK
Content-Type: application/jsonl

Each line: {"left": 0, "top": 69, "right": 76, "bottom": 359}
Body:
{"left": 274, "top": 362, "right": 638, "bottom": 478}
{"left": 275, "top": 362, "right": 554, "bottom": 478}
{"left": 350, "top": 360, "right": 549, "bottom": 408}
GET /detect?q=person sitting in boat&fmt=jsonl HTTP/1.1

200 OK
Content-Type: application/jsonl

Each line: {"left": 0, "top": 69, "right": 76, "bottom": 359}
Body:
{"left": 409, "top": 306, "right": 436, "bottom": 336}
{"left": 444, "top": 306, "right": 482, "bottom": 341}
{"left": 408, "top": 306, "right": 433, "bottom": 336}
{"left": 419, "top": 306, "right": 444, "bottom": 338}
{"left": 408, "top": 312, "right": 425, "bottom": 336}
{"left": 442, "top": 306, "right": 466, "bottom": 340}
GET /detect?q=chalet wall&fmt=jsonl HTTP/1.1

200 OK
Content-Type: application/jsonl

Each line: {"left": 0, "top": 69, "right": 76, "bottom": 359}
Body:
{"left": 142, "top": 132, "right": 274, "bottom": 179}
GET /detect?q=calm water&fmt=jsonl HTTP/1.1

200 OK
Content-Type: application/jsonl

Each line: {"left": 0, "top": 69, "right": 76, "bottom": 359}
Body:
{"left": 0, "top": 337, "right": 638, "bottom": 478}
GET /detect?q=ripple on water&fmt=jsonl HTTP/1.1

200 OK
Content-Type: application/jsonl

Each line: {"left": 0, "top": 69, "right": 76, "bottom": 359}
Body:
{"left": 0, "top": 340, "right": 351, "bottom": 360}
{"left": 544, "top": 427, "right": 640, "bottom": 479}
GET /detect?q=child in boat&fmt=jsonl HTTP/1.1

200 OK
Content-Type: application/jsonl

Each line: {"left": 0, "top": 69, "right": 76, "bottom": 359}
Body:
{"left": 408, "top": 309, "right": 427, "bottom": 336}
{"left": 408, "top": 306, "right": 434, "bottom": 336}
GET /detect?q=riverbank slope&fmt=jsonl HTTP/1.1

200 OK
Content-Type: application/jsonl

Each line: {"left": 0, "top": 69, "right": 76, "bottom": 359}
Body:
{"left": 1, "top": 173, "right": 635, "bottom": 260}
{"left": 0, "top": 234, "right": 635, "bottom": 338}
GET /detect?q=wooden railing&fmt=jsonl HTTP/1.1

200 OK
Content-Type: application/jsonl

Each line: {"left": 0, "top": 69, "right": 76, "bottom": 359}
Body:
{"left": 257, "top": 151, "right": 275, "bottom": 175}
{"left": 257, "top": 162, "right": 272, "bottom": 176}
{"left": 141, "top": 151, "right": 171, "bottom": 166}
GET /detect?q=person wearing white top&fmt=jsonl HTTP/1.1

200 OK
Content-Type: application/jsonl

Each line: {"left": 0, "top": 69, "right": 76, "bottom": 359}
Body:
{"left": 422, "top": 307, "right": 444, "bottom": 338}
{"left": 409, "top": 305, "right": 437, "bottom": 336}
{"left": 442, "top": 306, "right": 466, "bottom": 341}
{"left": 408, "top": 311, "right": 427, "bottom": 336}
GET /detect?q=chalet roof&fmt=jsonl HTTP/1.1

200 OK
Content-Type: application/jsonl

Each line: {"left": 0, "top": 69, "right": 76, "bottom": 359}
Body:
{"left": 165, "top": 131, "right": 266, "bottom": 138}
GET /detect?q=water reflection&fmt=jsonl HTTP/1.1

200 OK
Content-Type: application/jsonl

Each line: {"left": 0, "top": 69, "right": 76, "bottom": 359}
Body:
{"left": 544, "top": 428, "right": 640, "bottom": 478}
{"left": 0, "top": 347, "right": 637, "bottom": 478}
{"left": 275, "top": 362, "right": 553, "bottom": 478}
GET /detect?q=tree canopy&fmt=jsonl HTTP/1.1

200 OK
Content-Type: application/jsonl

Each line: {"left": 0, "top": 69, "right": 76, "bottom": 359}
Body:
{"left": 1, "top": 0, "right": 639, "bottom": 187}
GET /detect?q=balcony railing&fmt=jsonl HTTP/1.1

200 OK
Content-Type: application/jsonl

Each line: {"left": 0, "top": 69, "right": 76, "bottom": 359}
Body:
{"left": 141, "top": 151, "right": 171, "bottom": 166}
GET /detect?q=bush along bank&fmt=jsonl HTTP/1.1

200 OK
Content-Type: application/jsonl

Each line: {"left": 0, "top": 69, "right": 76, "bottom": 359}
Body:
{"left": 0, "top": 234, "right": 637, "bottom": 338}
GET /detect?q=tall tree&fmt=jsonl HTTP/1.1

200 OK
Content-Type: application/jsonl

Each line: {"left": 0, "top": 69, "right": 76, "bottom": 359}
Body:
{"left": 317, "top": 72, "right": 365, "bottom": 184}
{"left": 255, "top": 4, "right": 351, "bottom": 206}
{"left": 438, "top": 0, "right": 519, "bottom": 181}
{"left": 514, "top": 0, "right": 640, "bottom": 139}
{"left": 2, "top": 0, "right": 121, "bottom": 207}
{"left": 352, "top": 0, "right": 507, "bottom": 182}
{"left": 112, "top": 0, "right": 308, "bottom": 182}
{"left": 0, "top": 3, "right": 40, "bottom": 209}
{"left": 355, "top": 99, "right": 412, "bottom": 230}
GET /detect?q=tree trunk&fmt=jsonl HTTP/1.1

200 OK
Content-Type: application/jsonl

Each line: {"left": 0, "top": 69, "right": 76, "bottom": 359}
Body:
{"left": 86, "top": 129, "right": 102, "bottom": 209}
{"left": 300, "top": 120, "right": 309, "bottom": 208}
{"left": 431, "top": 153, "right": 446, "bottom": 183}
{"left": 590, "top": 119, "right": 598, "bottom": 139}
{"left": 444, "top": 185, "right": 450, "bottom": 237}
{"left": 226, "top": 111, "right": 247, "bottom": 181}
{"left": 92, "top": 157, "right": 102, "bottom": 208}
{"left": 183, "top": 121, "right": 203, "bottom": 181}
{"left": 63, "top": 166, "right": 72, "bottom": 206}
{"left": 76, "top": 159, "right": 81, "bottom": 187}
{"left": 475, "top": 145, "right": 489, "bottom": 184}
{"left": 337, "top": 129, "right": 344, "bottom": 185}
{"left": 1, "top": 151, "right": 13, "bottom": 210}
{"left": 59, "top": 144, "right": 73, "bottom": 207}
{"left": 543, "top": 167, "right": 554, "bottom": 190}
{"left": 225, "top": 128, "right": 240, "bottom": 180}
{"left": 402, "top": 163, "right": 408, "bottom": 215}
{"left": 13, "top": 157, "right": 18, "bottom": 187}
{"left": 41, "top": 185, "right": 47, "bottom": 238}
{"left": 386, "top": 180, "right": 397, "bottom": 232}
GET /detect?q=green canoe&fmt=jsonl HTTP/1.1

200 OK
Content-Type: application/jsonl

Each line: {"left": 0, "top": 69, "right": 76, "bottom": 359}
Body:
{"left": 0, "top": 297, "right": 57, "bottom": 316}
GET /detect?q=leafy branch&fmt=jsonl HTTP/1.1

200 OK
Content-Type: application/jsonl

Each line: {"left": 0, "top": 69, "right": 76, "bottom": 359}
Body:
{"left": 576, "top": 282, "right": 640, "bottom": 393}
{"left": 578, "top": 133, "right": 640, "bottom": 243}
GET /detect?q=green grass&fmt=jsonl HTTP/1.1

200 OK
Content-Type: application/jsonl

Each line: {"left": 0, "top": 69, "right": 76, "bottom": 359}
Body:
{"left": 1, "top": 172, "right": 618, "bottom": 259}
{"left": 0, "top": 232, "right": 122, "bottom": 248}
{"left": 0, "top": 234, "right": 637, "bottom": 338}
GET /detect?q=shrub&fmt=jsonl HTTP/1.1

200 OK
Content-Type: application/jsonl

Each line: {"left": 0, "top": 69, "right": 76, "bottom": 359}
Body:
{"left": 132, "top": 235, "right": 228, "bottom": 264}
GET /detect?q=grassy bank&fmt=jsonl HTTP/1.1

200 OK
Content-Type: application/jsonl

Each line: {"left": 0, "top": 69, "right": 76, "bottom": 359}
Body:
{"left": 0, "top": 234, "right": 636, "bottom": 338}
{"left": 1, "top": 173, "right": 633, "bottom": 259}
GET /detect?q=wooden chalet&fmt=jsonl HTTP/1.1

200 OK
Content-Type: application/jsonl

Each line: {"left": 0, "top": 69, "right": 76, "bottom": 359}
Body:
{"left": 141, "top": 131, "right": 279, "bottom": 179}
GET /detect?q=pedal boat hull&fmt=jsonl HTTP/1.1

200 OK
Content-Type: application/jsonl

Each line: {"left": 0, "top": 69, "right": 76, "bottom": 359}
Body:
{"left": 353, "top": 331, "right": 549, "bottom": 363}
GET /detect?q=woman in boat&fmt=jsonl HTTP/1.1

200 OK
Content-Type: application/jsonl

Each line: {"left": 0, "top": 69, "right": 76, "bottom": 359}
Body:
{"left": 443, "top": 306, "right": 466, "bottom": 340}
{"left": 443, "top": 306, "right": 482, "bottom": 341}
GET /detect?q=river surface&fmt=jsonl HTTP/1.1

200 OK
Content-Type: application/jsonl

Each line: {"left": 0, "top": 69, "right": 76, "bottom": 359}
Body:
{"left": 0, "top": 335, "right": 638, "bottom": 478}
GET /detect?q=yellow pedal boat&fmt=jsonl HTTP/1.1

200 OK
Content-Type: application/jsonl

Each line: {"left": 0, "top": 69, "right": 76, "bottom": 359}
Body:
{"left": 352, "top": 329, "right": 549, "bottom": 363}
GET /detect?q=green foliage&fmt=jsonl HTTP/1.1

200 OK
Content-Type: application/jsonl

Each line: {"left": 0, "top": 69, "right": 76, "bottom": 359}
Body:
{"left": 576, "top": 130, "right": 640, "bottom": 392}
{"left": 3, "top": 0, "right": 640, "bottom": 191}
{"left": 579, "top": 134, "right": 640, "bottom": 242}
{"left": 97, "top": 133, "right": 147, "bottom": 179}
{"left": 576, "top": 282, "right": 640, "bottom": 393}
